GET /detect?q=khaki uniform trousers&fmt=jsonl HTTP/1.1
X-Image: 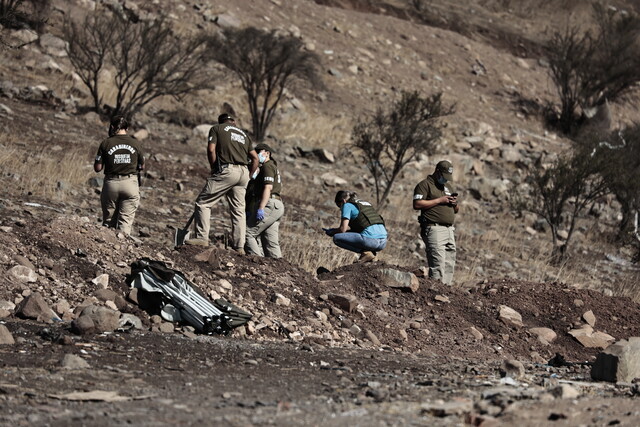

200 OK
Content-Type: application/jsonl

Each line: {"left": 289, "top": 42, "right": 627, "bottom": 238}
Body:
{"left": 101, "top": 175, "right": 140, "bottom": 235}
{"left": 245, "top": 198, "right": 284, "bottom": 258}
{"left": 193, "top": 164, "right": 249, "bottom": 250}
{"left": 421, "top": 224, "right": 456, "bottom": 285}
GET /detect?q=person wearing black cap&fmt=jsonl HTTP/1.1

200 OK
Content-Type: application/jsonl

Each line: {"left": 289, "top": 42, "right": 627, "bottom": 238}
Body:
{"left": 244, "top": 143, "right": 284, "bottom": 258}
{"left": 413, "top": 160, "right": 459, "bottom": 285}
{"left": 94, "top": 115, "right": 144, "bottom": 236}
{"left": 324, "top": 190, "right": 387, "bottom": 263}
{"left": 186, "top": 113, "right": 259, "bottom": 252}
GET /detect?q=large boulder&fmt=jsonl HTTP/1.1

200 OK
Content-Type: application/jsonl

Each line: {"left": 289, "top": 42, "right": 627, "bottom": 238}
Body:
{"left": 591, "top": 337, "right": 640, "bottom": 383}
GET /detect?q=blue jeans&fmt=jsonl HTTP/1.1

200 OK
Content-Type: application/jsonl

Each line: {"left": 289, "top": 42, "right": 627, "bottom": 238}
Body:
{"left": 333, "top": 232, "right": 387, "bottom": 254}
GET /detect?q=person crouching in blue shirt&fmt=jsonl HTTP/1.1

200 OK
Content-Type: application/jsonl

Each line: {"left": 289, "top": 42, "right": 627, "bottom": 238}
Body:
{"left": 323, "top": 190, "right": 388, "bottom": 263}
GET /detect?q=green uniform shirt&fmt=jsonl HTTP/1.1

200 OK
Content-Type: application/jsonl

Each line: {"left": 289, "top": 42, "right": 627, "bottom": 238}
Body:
{"left": 245, "top": 160, "right": 282, "bottom": 213}
{"left": 413, "top": 175, "right": 456, "bottom": 225}
{"left": 208, "top": 123, "right": 253, "bottom": 165}
{"left": 259, "top": 160, "right": 281, "bottom": 197}
{"left": 96, "top": 135, "right": 144, "bottom": 176}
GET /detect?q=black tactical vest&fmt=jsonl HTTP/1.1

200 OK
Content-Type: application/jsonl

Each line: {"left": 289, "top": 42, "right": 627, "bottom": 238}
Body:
{"left": 348, "top": 200, "right": 384, "bottom": 233}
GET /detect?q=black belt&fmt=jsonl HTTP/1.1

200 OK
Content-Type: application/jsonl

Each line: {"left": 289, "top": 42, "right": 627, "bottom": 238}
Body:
{"left": 106, "top": 173, "right": 135, "bottom": 178}
{"left": 424, "top": 222, "right": 452, "bottom": 227}
{"left": 270, "top": 194, "right": 281, "bottom": 201}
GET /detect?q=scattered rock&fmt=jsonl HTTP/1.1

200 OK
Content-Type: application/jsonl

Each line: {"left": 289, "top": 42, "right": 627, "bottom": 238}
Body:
{"left": 468, "top": 327, "right": 483, "bottom": 341}
{"left": 529, "top": 327, "right": 557, "bottom": 344}
{"left": 61, "top": 354, "right": 90, "bottom": 369}
{"left": 498, "top": 305, "right": 523, "bottom": 327}
{"left": 95, "top": 288, "right": 117, "bottom": 302}
{"left": 568, "top": 325, "right": 615, "bottom": 349}
{"left": 551, "top": 384, "right": 580, "bottom": 399}
{"left": 71, "top": 315, "right": 95, "bottom": 335}
{"left": 8, "top": 265, "right": 38, "bottom": 283}
{"left": 78, "top": 305, "right": 120, "bottom": 333}
{"left": 434, "top": 295, "right": 450, "bottom": 303}
{"left": 91, "top": 274, "right": 109, "bottom": 289}
{"left": 381, "top": 269, "right": 419, "bottom": 293}
{"left": 365, "top": 329, "right": 381, "bottom": 346}
{"left": 16, "top": 293, "right": 59, "bottom": 322}
{"left": 328, "top": 294, "right": 357, "bottom": 313}
{"left": 273, "top": 293, "right": 291, "bottom": 306}
{"left": 583, "top": 310, "right": 596, "bottom": 327}
{"left": 0, "top": 324, "right": 15, "bottom": 345}
{"left": 312, "top": 148, "right": 335, "bottom": 163}
{"left": 499, "top": 359, "right": 525, "bottom": 379}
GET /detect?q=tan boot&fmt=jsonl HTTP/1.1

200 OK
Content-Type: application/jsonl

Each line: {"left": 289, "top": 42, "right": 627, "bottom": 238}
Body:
{"left": 184, "top": 238, "right": 209, "bottom": 247}
{"left": 357, "top": 251, "right": 376, "bottom": 263}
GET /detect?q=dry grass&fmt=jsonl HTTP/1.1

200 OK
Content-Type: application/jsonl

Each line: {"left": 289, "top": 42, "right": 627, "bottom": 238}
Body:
{"left": 280, "top": 224, "right": 356, "bottom": 273}
{"left": 271, "top": 111, "right": 351, "bottom": 154}
{"left": 0, "top": 133, "right": 94, "bottom": 200}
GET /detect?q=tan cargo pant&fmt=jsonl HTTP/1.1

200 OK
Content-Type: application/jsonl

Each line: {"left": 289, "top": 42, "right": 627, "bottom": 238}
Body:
{"left": 101, "top": 175, "right": 140, "bottom": 235}
{"left": 245, "top": 198, "right": 284, "bottom": 258}
{"left": 193, "top": 164, "right": 249, "bottom": 250}
{"left": 421, "top": 224, "right": 456, "bottom": 285}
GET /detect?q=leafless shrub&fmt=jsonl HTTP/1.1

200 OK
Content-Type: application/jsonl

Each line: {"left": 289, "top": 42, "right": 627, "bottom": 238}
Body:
{"left": 512, "top": 145, "right": 608, "bottom": 263}
{"left": 63, "top": 10, "right": 213, "bottom": 119}
{"left": 208, "top": 27, "right": 322, "bottom": 142}
{"left": 593, "top": 125, "right": 640, "bottom": 260}
{"left": 351, "top": 90, "right": 454, "bottom": 208}
{"left": 546, "top": 4, "right": 640, "bottom": 134}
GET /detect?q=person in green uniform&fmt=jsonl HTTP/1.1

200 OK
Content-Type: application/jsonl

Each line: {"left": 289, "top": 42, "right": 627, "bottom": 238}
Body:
{"left": 186, "top": 113, "right": 259, "bottom": 252}
{"left": 413, "top": 160, "right": 459, "bottom": 285}
{"left": 323, "top": 190, "right": 387, "bottom": 263}
{"left": 94, "top": 115, "right": 144, "bottom": 236}
{"left": 244, "top": 143, "right": 284, "bottom": 258}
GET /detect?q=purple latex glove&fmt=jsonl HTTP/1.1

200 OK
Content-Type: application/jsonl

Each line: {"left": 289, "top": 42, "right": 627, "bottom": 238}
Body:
{"left": 256, "top": 209, "right": 266, "bottom": 221}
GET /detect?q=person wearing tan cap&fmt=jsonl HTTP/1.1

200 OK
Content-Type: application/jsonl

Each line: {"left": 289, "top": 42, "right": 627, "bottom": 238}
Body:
{"left": 185, "top": 113, "right": 259, "bottom": 252}
{"left": 244, "top": 142, "right": 284, "bottom": 258}
{"left": 412, "top": 160, "right": 459, "bottom": 284}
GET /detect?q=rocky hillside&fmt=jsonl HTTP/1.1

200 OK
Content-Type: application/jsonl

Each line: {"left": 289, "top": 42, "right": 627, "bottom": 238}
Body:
{"left": 2, "top": 1, "right": 640, "bottom": 425}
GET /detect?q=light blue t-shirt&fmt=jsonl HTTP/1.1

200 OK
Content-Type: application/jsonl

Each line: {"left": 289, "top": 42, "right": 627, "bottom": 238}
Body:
{"left": 341, "top": 203, "right": 387, "bottom": 239}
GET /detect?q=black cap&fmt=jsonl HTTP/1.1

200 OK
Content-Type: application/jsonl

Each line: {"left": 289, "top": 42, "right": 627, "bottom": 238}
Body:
{"left": 218, "top": 113, "right": 234, "bottom": 124}
{"left": 435, "top": 160, "right": 453, "bottom": 181}
{"left": 254, "top": 143, "right": 273, "bottom": 153}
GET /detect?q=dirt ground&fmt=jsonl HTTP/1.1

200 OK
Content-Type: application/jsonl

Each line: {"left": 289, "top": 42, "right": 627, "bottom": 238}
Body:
{"left": 1, "top": 211, "right": 640, "bottom": 426}
{"left": 1, "top": 319, "right": 639, "bottom": 426}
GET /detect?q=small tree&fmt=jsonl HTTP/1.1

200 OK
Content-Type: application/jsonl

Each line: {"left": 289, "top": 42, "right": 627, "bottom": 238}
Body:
{"left": 209, "top": 27, "right": 322, "bottom": 142}
{"left": 513, "top": 146, "right": 608, "bottom": 263}
{"left": 351, "top": 90, "right": 454, "bottom": 207}
{"left": 0, "top": 0, "right": 50, "bottom": 48}
{"left": 64, "top": 10, "right": 212, "bottom": 118}
{"left": 594, "top": 125, "right": 640, "bottom": 259}
{"left": 547, "top": 4, "right": 640, "bottom": 134}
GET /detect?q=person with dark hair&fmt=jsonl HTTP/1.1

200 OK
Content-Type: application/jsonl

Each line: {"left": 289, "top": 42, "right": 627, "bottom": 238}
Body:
{"left": 94, "top": 115, "right": 144, "bottom": 235}
{"left": 413, "top": 160, "right": 459, "bottom": 285}
{"left": 244, "top": 143, "right": 284, "bottom": 258}
{"left": 323, "top": 190, "right": 387, "bottom": 263}
{"left": 185, "top": 113, "right": 259, "bottom": 252}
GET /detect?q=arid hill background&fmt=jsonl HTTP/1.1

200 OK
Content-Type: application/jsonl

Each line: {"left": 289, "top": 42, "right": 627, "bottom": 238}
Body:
{"left": 2, "top": 0, "right": 639, "bottom": 295}
{"left": 2, "top": 1, "right": 640, "bottom": 425}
